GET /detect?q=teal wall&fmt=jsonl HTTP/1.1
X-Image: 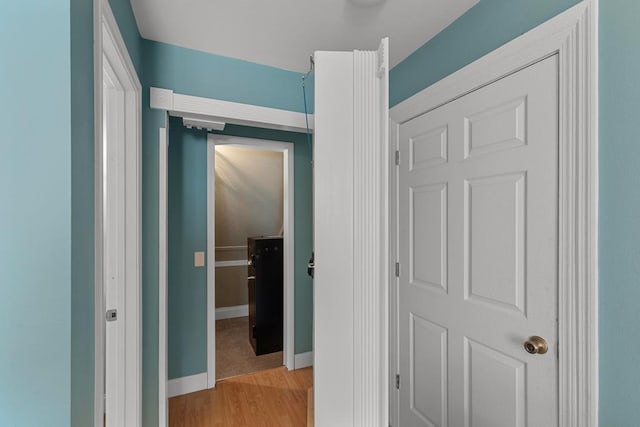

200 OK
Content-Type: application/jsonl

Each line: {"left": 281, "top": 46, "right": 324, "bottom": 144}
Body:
{"left": 108, "top": 0, "right": 143, "bottom": 72}
{"left": 140, "top": 39, "right": 313, "bottom": 426}
{"left": 167, "top": 117, "right": 314, "bottom": 380}
{"left": 168, "top": 121, "right": 208, "bottom": 379}
{"left": 143, "top": 40, "right": 312, "bottom": 113}
{"left": 0, "top": 2, "right": 72, "bottom": 426}
{"left": 390, "top": 0, "right": 581, "bottom": 106}
{"left": 70, "top": 0, "right": 96, "bottom": 425}
{"left": 599, "top": 1, "right": 640, "bottom": 426}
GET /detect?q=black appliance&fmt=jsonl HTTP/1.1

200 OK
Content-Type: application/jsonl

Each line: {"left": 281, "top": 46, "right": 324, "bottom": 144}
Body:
{"left": 247, "top": 236, "right": 283, "bottom": 356}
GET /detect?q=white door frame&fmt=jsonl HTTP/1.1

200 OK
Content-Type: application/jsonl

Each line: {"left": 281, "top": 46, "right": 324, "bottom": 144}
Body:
{"left": 207, "top": 134, "right": 295, "bottom": 389}
{"left": 154, "top": 91, "right": 311, "bottom": 423}
{"left": 158, "top": 124, "right": 169, "bottom": 427}
{"left": 389, "top": 1, "right": 598, "bottom": 426}
{"left": 94, "top": 0, "right": 142, "bottom": 425}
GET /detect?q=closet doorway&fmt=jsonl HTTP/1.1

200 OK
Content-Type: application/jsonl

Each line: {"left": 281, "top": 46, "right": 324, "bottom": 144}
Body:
{"left": 208, "top": 135, "right": 293, "bottom": 383}
{"left": 207, "top": 134, "right": 294, "bottom": 387}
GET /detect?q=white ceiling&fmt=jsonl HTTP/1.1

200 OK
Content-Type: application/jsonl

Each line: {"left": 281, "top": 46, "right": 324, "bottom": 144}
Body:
{"left": 131, "top": 0, "right": 478, "bottom": 72}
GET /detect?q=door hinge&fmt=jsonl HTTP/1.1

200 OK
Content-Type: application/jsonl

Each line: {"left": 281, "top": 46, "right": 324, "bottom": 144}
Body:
{"left": 395, "top": 262, "right": 400, "bottom": 278}
{"left": 395, "top": 150, "right": 400, "bottom": 166}
{"left": 395, "top": 374, "right": 400, "bottom": 390}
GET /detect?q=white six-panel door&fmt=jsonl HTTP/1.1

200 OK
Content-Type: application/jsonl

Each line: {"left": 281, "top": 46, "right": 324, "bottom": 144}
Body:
{"left": 398, "top": 55, "right": 559, "bottom": 427}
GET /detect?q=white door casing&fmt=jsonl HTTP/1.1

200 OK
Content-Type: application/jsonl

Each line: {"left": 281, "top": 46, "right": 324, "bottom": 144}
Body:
{"left": 103, "top": 57, "right": 127, "bottom": 426}
{"left": 390, "top": 2, "right": 598, "bottom": 426}
{"left": 398, "top": 55, "right": 559, "bottom": 427}
{"left": 95, "top": 0, "right": 142, "bottom": 426}
{"left": 158, "top": 125, "right": 169, "bottom": 427}
{"left": 206, "top": 134, "right": 296, "bottom": 390}
{"left": 313, "top": 38, "right": 389, "bottom": 427}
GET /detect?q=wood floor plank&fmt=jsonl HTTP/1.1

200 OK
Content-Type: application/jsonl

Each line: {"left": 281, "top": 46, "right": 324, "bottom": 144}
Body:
{"left": 169, "top": 367, "right": 313, "bottom": 427}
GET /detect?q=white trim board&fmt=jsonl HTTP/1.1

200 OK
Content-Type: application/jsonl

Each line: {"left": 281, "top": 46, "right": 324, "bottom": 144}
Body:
{"left": 215, "top": 305, "right": 249, "bottom": 320}
{"left": 167, "top": 373, "right": 208, "bottom": 398}
{"left": 206, "top": 141, "right": 217, "bottom": 389}
{"left": 150, "top": 87, "right": 314, "bottom": 133}
{"left": 294, "top": 352, "right": 314, "bottom": 370}
{"left": 158, "top": 126, "right": 169, "bottom": 427}
{"left": 389, "top": 2, "right": 598, "bottom": 426}
{"left": 94, "top": 0, "right": 142, "bottom": 425}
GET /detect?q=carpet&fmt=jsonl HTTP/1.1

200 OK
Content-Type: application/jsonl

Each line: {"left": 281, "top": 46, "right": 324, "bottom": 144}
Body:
{"left": 216, "top": 316, "right": 283, "bottom": 380}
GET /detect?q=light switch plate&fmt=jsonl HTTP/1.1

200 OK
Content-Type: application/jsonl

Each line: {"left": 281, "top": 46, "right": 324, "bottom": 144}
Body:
{"left": 194, "top": 251, "right": 205, "bottom": 267}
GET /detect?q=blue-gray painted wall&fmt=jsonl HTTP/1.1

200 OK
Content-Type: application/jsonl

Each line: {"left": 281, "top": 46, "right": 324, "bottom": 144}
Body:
{"left": 598, "top": 1, "right": 640, "bottom": 425}
{"left": 71, "top": 0, "right": 96, "bottom": 425}
{"left": 1, "top": 2, "right": 72, "bottom": 426}
{"left": 168, "top": 122, "right": 208, "bottom": 380}
{"left": 167, "top": 118, "right": 313, "bottom": 380}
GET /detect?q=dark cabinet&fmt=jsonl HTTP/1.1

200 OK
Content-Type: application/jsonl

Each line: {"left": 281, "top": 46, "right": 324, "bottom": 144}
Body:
{"left": 247, "top": 236, "right": 283, "bottom": 356}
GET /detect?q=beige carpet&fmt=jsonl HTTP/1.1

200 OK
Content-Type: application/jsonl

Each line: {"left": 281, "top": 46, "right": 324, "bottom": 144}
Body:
{"left": 216, "top": 316, "right": 283, "bottom": 380}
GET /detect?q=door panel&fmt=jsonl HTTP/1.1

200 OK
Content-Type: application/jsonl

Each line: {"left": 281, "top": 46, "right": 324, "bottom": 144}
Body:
{"left": 464, "top": 338, "right": 525, "bottom": 427}
{"left": 409, "top": 314, "right": 447, "bottom": 427}
{"left": 410, "top": 183, "right": 447, "bottom": 293}
{"left": 465, "top": 172, "right": 526, "bottom": 313}
{"left": 399, "top": 55, "right": 559, "bottom": 427}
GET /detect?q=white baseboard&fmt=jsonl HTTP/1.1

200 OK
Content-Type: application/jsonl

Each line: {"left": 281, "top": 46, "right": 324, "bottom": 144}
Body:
{"left": 215, "top": 304, "right": 249, "bottom": 320}
{"left": 168, "top": 373, "right": 208, "bottom": 398}
{"left": 294, "top": 351, "right": 314, "bottom": 369}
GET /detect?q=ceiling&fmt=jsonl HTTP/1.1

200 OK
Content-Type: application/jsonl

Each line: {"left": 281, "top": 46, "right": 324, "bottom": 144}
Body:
{"left": 131, "top": 0, "right": 478, "bottom": 72}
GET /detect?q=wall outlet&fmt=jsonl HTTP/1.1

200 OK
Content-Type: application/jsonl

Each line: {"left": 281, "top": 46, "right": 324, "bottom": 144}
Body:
{"left": 194, "top": 251, "right": 205, "bottom": 267}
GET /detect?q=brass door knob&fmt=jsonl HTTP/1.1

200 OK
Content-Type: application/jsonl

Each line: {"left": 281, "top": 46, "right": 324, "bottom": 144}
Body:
{"left": 523, "top": 336, "right": 548, "bottom": 355}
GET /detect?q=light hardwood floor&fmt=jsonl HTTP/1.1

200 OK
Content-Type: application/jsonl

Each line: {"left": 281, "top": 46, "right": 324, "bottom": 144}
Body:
{"left": 169, "top": 367, "right": 313, "bottom": 427}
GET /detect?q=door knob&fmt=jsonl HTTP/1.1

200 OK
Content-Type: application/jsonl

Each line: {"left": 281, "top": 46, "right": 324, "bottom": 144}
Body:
{"left": 523, "top": 336, "right": 548, "bottom": 354}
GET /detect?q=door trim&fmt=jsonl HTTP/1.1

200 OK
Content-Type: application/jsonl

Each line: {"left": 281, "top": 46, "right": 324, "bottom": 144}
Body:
{"left": 158, "top": 126, "right": 169, "bottom": 427}
{"left": 207, "top": 134, "right": 295, "bottom": 389}
{"left": 389, "top": 1, "right": 598, "bottom": 426}
{"left": 94, "top": 0, "right": 142, "bottom": 425}
{"left": 150, "top": 87, "right": 312, "bottom": 134}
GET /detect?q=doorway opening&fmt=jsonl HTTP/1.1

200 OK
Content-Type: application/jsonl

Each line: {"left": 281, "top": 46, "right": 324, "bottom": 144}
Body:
{"left": 208, "top": 134, "right": 295, "bottom": 387}
{"left": 212, "top": 141, "right": 286, "bottom": 381}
